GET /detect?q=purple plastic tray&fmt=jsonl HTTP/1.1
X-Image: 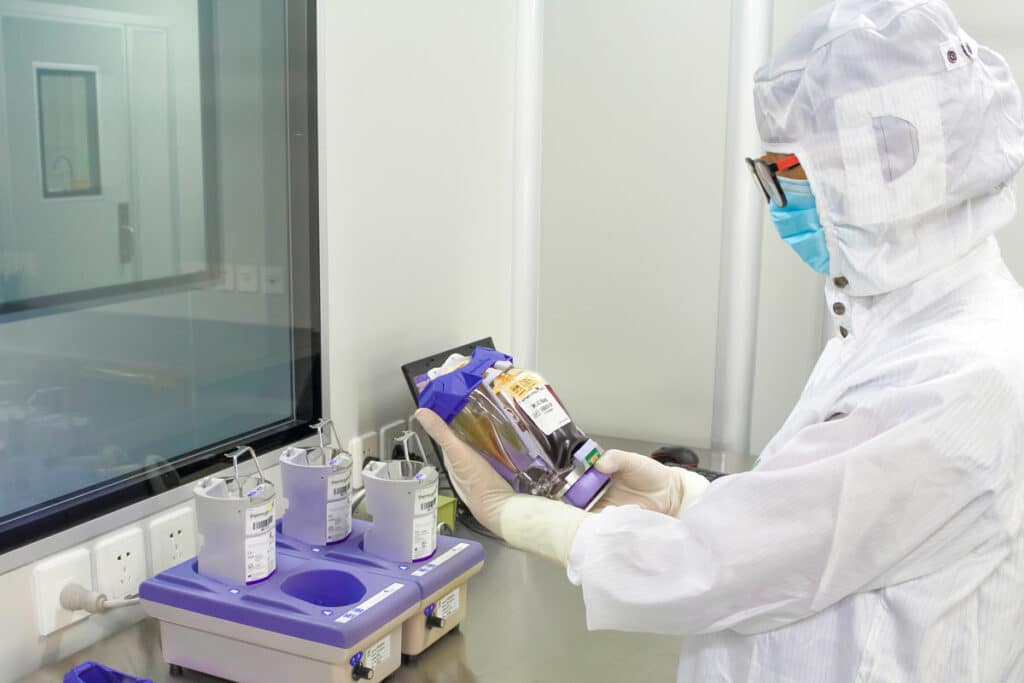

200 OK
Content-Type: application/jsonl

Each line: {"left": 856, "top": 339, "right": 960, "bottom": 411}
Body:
{"left": 276, "top": 518, "right": 485, "bottom": 600}
{"left": 139, "top": 551, "right": 418, "bottom": 648}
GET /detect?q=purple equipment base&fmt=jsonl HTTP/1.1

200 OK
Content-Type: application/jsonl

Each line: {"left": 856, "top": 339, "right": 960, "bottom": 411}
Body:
{"left": 139, "top": 552, "right": 417, "bottom": 649}
{"left": 276, "top": 518, "right": 485, "bottom": 601}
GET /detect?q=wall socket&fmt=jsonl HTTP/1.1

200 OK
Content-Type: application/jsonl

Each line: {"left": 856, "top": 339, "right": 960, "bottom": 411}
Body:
{"left": 32, "top": 547, "right": 93, "bottom": 636}
{"left": 379, "top": 419, "right": 407, "bottom": 461}
{"left": 93, "top": 528, "right": 146, "bottom": 600}
{"left": 148, "top": 507, "right": 197, "bottom": 575}
{"left": 236, "top": 265, "right": 260, "bottom": 293}
{"left": 347, "top": 432, "right": 379, "bottom": 490}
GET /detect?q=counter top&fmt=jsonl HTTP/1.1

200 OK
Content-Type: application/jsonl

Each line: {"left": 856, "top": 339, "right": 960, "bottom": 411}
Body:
{"left": 19, "top": 529, "right": 681, "bottom": 683}
{"left": 19, "top": 435, "right": 699, "bottom": 682}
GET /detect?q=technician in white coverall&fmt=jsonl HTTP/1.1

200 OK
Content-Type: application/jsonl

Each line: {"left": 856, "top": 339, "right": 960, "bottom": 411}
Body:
{"left": 418, "top": 1, "right": 1024, "bottom": 680}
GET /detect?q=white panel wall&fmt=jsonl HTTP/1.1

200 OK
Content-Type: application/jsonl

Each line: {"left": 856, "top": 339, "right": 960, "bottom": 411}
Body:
{"left": 539, "top": 0, "right": 1024, "bottom": 455}
{"left": 955, "top": 1, "right": 1024, "bottom": 279}
{"left": 318, "top": 0, "right": 517, "bottom": 439}
{"left": 538, "top": 1, "right": 730, "bottom": 448}
{"left": 748, "top": 0, "right": 825, "bottom": 452}
{"left": 539, "top": 1, "right": 826, "bottom": 452}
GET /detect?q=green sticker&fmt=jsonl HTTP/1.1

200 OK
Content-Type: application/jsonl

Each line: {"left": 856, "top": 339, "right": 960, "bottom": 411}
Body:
{"left": 585, "top": 449, "right": 601, "bottom": 466}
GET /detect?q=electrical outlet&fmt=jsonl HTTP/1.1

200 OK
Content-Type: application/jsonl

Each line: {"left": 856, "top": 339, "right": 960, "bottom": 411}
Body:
{"left": 214, "top": 263, "right": 235, "bottom": 291}
{"left": 379, "top": 419, "right": 407, "bottom": 461}
{"left": 347, "top": 431, "right": 379, "bottom": 490}
{"left": 236, "top": 265, "right": 260, "bottom": 293}
{"left": 148, "top": 507, "right": 197, "bottom": 575}
{"left": 262, "top": 265, "right": 286, "bottom": 295}
{"left": 93, "top": 527, "right": 146, "bottom": 600}
{"left": 32, "top": 547, "right": 93, "bottom": 636}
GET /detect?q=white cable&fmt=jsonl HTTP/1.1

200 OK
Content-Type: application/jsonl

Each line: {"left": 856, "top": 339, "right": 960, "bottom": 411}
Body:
{"left": 60, "top": 583, "right": 140, "bottom": 614}
{"left": 100, "top": 595, "right": 140, "bottom": 610}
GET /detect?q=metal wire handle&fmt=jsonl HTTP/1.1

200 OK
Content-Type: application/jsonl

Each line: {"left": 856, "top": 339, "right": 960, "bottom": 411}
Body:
{"left": 396, "top": 430, "right": 427, "bottom": 464}
{"left": 310, "top": 418, "right": 345, "bottom": 465}
{"left": 226, "top": 445, "right": 266, "bottom": 495}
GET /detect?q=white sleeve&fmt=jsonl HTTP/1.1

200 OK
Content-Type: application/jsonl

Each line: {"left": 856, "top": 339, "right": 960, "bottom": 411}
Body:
{"left": 566, "top": 373, "right": 1014, "bottom": 636}
{"left": 677, "top": 469, "right": 711, "bottom": 515}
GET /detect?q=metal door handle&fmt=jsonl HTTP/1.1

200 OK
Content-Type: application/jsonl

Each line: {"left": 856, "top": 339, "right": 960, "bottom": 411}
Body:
{"left": 118, "top": 202, "right": 134, "bottom": 263}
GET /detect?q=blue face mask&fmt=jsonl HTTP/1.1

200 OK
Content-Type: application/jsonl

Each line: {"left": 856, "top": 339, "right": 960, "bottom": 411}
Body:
{"left": 769, "top": 177, "right": 830, "bottom": 274}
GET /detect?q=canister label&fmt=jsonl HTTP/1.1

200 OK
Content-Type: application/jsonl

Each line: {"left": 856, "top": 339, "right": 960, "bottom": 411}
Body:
{"left": 326, "top": 469, "right": 352, "bottom": 543}
{"left": 411, "top": 481, "right": 438, "bottom": 559}
{"left": 244, "top": 501, "right": 275, "bottom": 582}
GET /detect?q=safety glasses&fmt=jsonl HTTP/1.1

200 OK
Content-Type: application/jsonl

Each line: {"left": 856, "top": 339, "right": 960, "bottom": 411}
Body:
{"left": 745, "top": 155, "right": 801, "bottom": 208}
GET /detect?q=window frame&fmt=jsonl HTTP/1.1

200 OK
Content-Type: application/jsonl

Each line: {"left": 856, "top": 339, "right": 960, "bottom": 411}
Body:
{"left": 0, "top": 0, "right": 321, "bottom": 555}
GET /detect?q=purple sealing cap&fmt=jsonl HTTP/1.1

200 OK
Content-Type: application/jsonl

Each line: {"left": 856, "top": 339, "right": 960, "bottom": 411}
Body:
{"left": 562, "top": 468, "right": 611, "bottom": 510}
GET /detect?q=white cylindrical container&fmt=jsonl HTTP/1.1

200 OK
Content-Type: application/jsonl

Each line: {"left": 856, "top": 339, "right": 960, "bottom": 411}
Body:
{"left": 362, "top": 459, "right": 439, "bottom": 563}
{"left": 194, "top": 446, "right": 276, "bottom": 585}
{"left": 280, "top": 419, "right": 353, "bottom": 546}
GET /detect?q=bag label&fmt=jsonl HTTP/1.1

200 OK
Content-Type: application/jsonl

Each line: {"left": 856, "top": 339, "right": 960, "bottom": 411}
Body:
{"left": 518, "top": 385, "right": 571, "bottom": 435}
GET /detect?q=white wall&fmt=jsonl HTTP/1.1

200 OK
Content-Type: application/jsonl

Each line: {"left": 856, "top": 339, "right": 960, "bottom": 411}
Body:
{"left": 539, "top": 0, "right": 1024, "bottom": 456}
{"left": 538, "top": 1, "right": 728, "bottom": 448}
{"left": 539, "top": 1, "right": 825, "bottom": 453}
{"left": 955, "top": 1, "right": 1024, "bottom": 278}
{"left": 318, "top": 0, "right": 517, "bottom": 439}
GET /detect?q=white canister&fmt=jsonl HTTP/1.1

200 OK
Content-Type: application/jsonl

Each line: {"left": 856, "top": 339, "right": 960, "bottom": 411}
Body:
{"left": 280, "top": 435, "right": 353, "bottom": 546}
{"left": 362, "top": 459, "right": 439, "bottom": 563}
{"left": 194, "top": 446, "right": 276, "bottom": 585}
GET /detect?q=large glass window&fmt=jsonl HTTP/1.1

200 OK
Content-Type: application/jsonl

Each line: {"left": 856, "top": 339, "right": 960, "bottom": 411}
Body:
{"left": 0, "top": 0, "right": 319, "bottom": 552}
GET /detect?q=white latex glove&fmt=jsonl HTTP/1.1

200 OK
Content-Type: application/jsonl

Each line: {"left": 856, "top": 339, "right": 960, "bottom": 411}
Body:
{"left": 592, "top": 450, "right": 710, "bottom": 517}
{"left": 415, "top": 408, "right": 588, "bottom": 566}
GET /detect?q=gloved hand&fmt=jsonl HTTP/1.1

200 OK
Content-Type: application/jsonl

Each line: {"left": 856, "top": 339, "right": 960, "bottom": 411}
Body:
{"left": 415, "top": 408, "right": 588, "bottom": 566}
{"left": 592, "top": 450, "right": 710, "bottom": 517}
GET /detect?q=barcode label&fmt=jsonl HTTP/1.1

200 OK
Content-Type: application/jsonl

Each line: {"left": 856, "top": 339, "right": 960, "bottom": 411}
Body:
{"left": 246, "top": 502, "right": 275, "bottom": 536}
{"left": 244, "top": 501, "right": 275, "bottom": 582}
{"left": 327, "top": 471, "right": 350, "bottom": 502}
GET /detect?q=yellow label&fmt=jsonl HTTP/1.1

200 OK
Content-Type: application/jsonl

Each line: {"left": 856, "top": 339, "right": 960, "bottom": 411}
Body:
{"left": 489, "top": 368, "right": 521, "bottom": 394}
{"left": 497, "top": 371, "right": 544, "bottom": 402}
